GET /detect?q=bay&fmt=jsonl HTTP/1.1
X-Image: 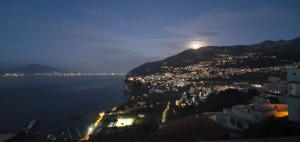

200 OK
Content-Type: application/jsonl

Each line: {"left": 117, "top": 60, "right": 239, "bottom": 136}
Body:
{"left": 0, "top": 76, "right": 126, "bottom": 138}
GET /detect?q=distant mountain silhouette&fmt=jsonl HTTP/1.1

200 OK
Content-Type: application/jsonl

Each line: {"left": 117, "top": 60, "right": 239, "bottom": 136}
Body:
{"left": 127, "top": 37, "right": 300, "bottom": 77}
{"left": 0, "top": 64, "right": 64, "bottom": 74}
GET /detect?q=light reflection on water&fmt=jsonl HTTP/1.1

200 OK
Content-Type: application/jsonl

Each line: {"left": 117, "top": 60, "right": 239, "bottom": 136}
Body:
{"left": 0, "top": 76, "right": 126, "bottom": 138}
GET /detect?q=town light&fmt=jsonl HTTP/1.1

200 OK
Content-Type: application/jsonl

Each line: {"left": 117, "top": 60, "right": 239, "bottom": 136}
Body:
{"left": 88, "top": 127, "right": 93, "bottom": 134}
{"left": 115, "top": 118, "right": 135, "bottom": 127}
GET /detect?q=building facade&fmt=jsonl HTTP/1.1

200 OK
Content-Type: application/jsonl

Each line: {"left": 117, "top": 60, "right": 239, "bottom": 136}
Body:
{"left": 221, "top": 104, "right": 288, "bottom": 132}
{"left": 287, "top": 69, "right": 300, "bottom": 122}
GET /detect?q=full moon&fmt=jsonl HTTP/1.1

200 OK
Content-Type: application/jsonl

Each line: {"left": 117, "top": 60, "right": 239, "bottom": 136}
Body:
{"left": 188, "top": 41, "right": 206, "bottom": 49}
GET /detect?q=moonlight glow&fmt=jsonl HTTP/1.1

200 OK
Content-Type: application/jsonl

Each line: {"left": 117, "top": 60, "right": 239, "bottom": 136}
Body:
{"left": 188, "top": 41, "right": 206, "bottom": 49}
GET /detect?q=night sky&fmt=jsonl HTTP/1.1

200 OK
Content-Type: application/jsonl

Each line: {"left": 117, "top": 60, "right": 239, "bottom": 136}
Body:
{"left": 1, "top": 0, "right": 300, "bottom": 72}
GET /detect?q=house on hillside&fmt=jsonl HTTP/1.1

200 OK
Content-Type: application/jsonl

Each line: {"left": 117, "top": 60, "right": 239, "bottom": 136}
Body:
{"left": 287, "top": 69, "right": 300, "bottom": 122}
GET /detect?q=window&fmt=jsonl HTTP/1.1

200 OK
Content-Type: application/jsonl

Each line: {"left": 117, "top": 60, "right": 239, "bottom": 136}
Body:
{"left": 237, "top": 121, "right": 244, "bottom": 129}
{"left": 254, "top": 115, "right": 258, "bottom": 121}
{"left": 230, "top": 117, "right": 235, "bottom": 125}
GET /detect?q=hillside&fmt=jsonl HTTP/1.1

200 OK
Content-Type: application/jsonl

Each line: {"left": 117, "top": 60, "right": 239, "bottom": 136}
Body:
{"left": 0, "top": 64, "right": 64, "bottom": 74}
{"left": 127, "top": 37, "right": 300, "bottom": 77}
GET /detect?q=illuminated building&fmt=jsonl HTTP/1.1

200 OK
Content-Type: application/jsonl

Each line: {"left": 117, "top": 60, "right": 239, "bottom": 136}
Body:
{"left": 108, "top": 118, "right": 135, "bottom": 128}
{"left": 287, "top": 69, "right": 300, "bottom": 122}
{"left": 215, "top": 103, "right": 288, "bottom": 132}
{"left": 115, "top": 118, "right": 135, "bottom": 127}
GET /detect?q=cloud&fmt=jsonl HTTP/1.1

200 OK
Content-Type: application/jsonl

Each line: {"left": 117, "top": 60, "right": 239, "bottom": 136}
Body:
{"left": 1, "top": 16, "right": 153, "bottom": 72}
{"left": 196, "top": 31, "right": 219, "bottom": 37}
{"left": 163, "top": 6, "right": 300, "bottom": 45}
{"left": 2, "top": 3, "right": 300, "bottom": 72}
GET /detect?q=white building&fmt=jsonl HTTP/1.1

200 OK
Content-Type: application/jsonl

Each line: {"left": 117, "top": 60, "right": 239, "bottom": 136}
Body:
{"left": 287, "top": 69, "right": 300, "bottom": 122}
{"left": 231, "top": 104, "right": 286, "bottom": 131}
{"left": 215, "top": 103, "right": 288, "bottom": 132}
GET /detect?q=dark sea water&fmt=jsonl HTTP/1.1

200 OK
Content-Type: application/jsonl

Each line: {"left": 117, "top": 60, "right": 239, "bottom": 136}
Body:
{"left": 0, "top": 76, "right": 126, "bottom": 138}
